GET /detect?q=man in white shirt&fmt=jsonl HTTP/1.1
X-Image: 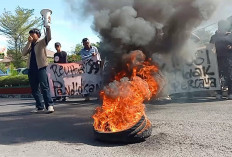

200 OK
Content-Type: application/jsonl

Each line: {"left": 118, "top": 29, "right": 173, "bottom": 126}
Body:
{"left": 79, "top": 38, "right": 100, "bottom": 61}
{"left": 79, "top": 38, "right": 101, "bottom": 101}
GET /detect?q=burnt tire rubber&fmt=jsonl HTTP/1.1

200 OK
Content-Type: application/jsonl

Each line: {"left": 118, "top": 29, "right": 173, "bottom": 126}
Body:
{"left": 133, "top": 122, "right": 152, "bottom": 141}
{"left": 93, "top": 116, "right": 152, "bottom": 143}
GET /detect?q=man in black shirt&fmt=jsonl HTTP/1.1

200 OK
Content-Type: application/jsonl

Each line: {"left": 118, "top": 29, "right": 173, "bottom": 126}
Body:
{"left": 210, "top": 20, "right": 232, "bottom": 100}
{"left": 54, "top": 42, "right": 67, "bottom": 63}
{"left": 54, "top": 42, "right": 68, "bottom": 101}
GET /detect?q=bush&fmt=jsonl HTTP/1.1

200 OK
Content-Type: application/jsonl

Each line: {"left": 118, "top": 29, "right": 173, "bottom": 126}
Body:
{"left": 68, "top": 54, "right": 81, "bottom": 63}
{"left": 0, "top": 62, "right": 6, "bottom": 72}
{"left": 9, "top": 63, "right": 18, "bottom": 76}
{"left": 0, "top": 75, "right": 29, "bottom": 87}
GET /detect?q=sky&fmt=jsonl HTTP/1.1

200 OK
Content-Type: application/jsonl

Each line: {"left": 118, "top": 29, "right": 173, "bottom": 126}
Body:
{"left": 0, "top": 0, "right": 100, "bottom": 54}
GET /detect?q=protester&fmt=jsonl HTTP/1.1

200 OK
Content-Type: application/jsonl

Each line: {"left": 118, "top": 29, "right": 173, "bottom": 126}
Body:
{"left": 79, "top": 38, "right": 101, "bottom": 101}
{"left": 210, "top": 20, "right": 232, "bottom": 100}
{"left": 79, "top": 38, "right": 100, "bottom": 60}
{"left": 22, "top": 26, "right": 54, "bottom": 113}
{"left": 54, "top": 42, "right": 67, "bottom": 63}
{"left": 53, "top": 42, "right": 68, "bottom": 101}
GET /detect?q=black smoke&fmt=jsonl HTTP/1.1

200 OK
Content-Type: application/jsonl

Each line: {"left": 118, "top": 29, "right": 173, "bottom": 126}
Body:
{"left": 65, "top": 0, "right": 217, "bottom": 81}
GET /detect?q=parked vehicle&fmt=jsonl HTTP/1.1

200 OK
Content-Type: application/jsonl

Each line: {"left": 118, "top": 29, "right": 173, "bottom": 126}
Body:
{"left": 0, "top": 69, "right": 8, "bottom": 76}
{"left": 17, "top": 68, "right": 28, "bottom": 75}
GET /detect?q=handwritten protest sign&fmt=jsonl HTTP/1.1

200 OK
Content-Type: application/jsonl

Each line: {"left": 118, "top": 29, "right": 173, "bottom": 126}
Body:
{"left": 47, "top": 56, "right": 102, "bottom": 98}
{"left": 81, "top": 55, "right": 102, "bottom": 95}
{"left": 153, "top": 44, "right": 220, "bottom": 94}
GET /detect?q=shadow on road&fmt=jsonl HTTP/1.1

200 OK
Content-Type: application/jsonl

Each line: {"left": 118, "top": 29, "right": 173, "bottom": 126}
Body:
{"left": 2, "top": 97, "right": 224, "bottom": 147}
{"left": 0, "top": 99, "right": 125, "bottom": 147}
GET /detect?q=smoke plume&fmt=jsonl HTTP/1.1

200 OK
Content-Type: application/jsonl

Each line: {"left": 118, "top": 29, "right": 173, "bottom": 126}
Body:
{"left": 66, "top": 0, "right": 216, "bottom": 52}
{"left": 65, "top": 0, "right": 218, "bottom": 81}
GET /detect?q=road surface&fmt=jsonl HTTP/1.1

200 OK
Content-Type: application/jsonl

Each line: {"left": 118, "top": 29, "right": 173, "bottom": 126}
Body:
{"left": 0, "top": 97, "right": 232, "bottom": 157}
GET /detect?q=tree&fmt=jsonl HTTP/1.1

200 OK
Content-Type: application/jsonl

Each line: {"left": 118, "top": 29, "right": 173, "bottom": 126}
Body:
{"left": 67, "top": 53, "right": 81, "bottom": 63}
{"left": 7, "top": 49, "right": 26, "bottom": 68}
{"left": 0, "top": 62, "right": 6, "bottom": 72}
{"left": 67, "top": 44, "right": 82, "bottom": 62}
{"left": 75, "top": 43, "right": 83, "bottom": 53}
{"left": 91, "top": 42, "right": 100, "bottom": 49}
{"left": 0, "top": 6, "right": 41, "bottom": 68}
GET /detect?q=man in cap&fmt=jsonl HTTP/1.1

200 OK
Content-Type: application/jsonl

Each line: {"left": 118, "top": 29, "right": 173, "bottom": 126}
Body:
{"left": 53, "top": 42, "right": 68, "bottom": 101}
{"left": 79, "top": 38, "right": 100, "bottom": 61}
{"left": 79, "top": 38, "right": 101, "bottom": 101}
{"left": 22, "top": 26, "right": 54, "bottom": 113}
{"left": 54, "top": 42, "right": 67, "bottom": 63}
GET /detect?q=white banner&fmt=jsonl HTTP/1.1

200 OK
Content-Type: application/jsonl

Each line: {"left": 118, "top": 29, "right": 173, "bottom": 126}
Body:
{"left": 153, "top": 44, "right": 220, "bottom": 94}
{"left": 47, "top": 56, "right": 102, "bottom": 98}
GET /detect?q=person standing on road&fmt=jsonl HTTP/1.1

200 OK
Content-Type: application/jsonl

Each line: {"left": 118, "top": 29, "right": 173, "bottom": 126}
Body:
{"left": 210, "top": 20, "right": 232, "bottom": 100}
{"left": 22, "top": 26, "right": 54, "bottom": 113}
{"left": 53, "top": 42, "right": 68, "bottom": 101}
{"left": 54, "top": 42, "right": 67, "bottom": 63}
{"left": 79, "top": 38, "right": 101, "bottom": 101}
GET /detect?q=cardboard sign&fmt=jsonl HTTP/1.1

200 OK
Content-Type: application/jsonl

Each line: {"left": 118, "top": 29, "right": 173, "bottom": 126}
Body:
{"left": 47, "top": 56, "right": 102, "bottom": 97}
{"left": 153, "top": 44, "right": 220, "bottom": 94}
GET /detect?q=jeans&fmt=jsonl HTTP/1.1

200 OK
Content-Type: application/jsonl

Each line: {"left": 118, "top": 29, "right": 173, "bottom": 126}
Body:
{"left": 28, "top": 67, "right": 54, "bottom": 110}
{"left": 217, "top": 57, "right": 232, "bottom": 95}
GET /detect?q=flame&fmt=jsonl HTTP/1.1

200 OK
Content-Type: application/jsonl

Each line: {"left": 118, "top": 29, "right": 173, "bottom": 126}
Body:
{"left": 93, "top": 51, "right": 159, "bottom": 132}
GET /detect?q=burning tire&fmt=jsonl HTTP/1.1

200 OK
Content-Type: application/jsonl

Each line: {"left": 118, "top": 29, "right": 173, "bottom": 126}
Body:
{"left": 93, "top": 116, "right": 152, "bottom": 143}
{"left": 93, "top": 51, "right": 159, "bottom": 143}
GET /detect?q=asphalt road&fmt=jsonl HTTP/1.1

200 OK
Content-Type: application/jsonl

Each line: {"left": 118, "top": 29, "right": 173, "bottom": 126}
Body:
{"left": 0, "top": 97, "right": 232, "bottom": 157}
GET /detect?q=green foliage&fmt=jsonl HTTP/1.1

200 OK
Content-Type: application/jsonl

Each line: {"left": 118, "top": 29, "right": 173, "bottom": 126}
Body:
{"left": 67, "top": 53, "right": 81, "bottom": 63}
{"left": 0, "top": 53, "right": 4, "bottom": 59}
{"left": 0, "top": 62, "right": 6, "bottom": 72}
{"left": 0, "top": 75, "right": 29, "bottom": 87}
{"left": 0, "top": 6, "right": 41, "bottom": 68}
{"left": 7, "top": 49, "right": 27, "bottom": 68}
{"left": 75, "top": 44, "right": 83, "bottom": 53}
{"left": 9, "top": 63, "right": 17, "bottom": 76}
{"left": 91, "top": 42, "right": 100, "bottom": 48}
{"left": 48, "top": 57, "right": 54, "bottom": 63}
{"left": 67, "top": 43, "right": 83, "bottom": 62}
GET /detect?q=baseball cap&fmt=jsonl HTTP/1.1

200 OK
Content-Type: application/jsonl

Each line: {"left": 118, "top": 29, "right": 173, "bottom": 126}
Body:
{"left": 82, "top": 38, "right": 89, "bottom": 43}
{"left": 55, "top": 42, "right": 61, "bottom": 47}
